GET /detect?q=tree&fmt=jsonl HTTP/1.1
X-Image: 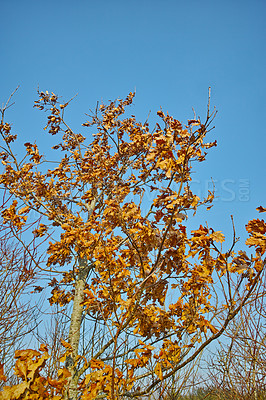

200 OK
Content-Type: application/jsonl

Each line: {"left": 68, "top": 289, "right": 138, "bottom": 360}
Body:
{"left": 206, "top": 266, "right": 266, "bottom": 400}
{"left": 0, "top": 88, "right": 265, "bottom": 399}
{"left": 0, "top": 202, "right": 41, "bottom": 389}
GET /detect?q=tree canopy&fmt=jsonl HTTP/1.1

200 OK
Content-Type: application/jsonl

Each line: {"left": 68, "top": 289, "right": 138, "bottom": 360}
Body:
{"left": 0, "top": 89, "right": 265, "bottom": 400}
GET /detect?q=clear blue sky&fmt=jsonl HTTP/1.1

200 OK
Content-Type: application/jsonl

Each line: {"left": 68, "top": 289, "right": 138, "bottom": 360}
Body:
{"left": 1, "top": 0, "right": 265, "bottom": 248}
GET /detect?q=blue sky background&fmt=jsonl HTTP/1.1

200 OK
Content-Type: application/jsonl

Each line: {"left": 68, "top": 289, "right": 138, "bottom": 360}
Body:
{"left": 1, "top": 0, "right": 265, "bottom": 250}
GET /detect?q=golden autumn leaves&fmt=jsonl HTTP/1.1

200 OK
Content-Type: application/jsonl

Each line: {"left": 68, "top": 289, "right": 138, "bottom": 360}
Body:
{"left": 0, "top": 89, "right": 265, "bottom": 399}
{"left": 0, "top": 345, "right": 72, "bottom": 400}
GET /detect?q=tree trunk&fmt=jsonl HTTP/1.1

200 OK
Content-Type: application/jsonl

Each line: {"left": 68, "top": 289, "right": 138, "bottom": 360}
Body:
{"left": 64, "top": 256, "right": 90, "bottom": 400}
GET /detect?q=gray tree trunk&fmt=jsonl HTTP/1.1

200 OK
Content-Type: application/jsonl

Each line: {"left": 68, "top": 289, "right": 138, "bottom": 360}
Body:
{"left": 64, "top": 256, "right": 90, "bottom": 400}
